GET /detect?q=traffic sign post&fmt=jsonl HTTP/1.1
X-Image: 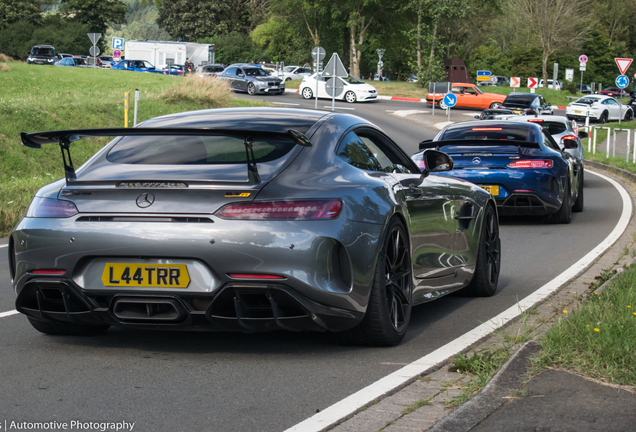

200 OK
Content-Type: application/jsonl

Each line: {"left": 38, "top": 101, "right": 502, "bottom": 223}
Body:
{"left": 113, "top": 49, "right": 122, "bottom": 59}
{"left": 579, "top": 54, "right": 588, "bottom": 94}
{"left": 579, "top": 55, "right": 588, "bottom": 64}
{"left": 615, "top": 58, "right": 633, "bottom": 75}
{"left": 528, "top": 77, "right": 538, "bottom": 93}
{"left": 616, "top": 75, "right": 630, "bottom": 125}
{"left": 87, "top": 33, "right": 101, "bottom": 66}
{"left": 322, "top": 52, "right": 348, "bottom": 112}
{"left": 112, "top": 37, "right": 124, "bottom": 50}
{"left": 311, "top": 46, "right": 326, "bottom": 109}
{"left": 511, "top": 77, "right": 520, "bottom": 92}
{"left": 443, "top": 92, "right": 457, "bottom": 122}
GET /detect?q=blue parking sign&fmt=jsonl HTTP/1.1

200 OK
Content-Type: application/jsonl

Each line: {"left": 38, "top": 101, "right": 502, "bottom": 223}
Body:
{"left": 112, "top": 38, "right": 124, "bottom": 50}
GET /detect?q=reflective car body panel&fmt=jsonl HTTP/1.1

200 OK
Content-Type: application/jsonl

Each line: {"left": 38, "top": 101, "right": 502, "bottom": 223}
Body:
{"left": 11, "top": 108, "right": 495, "bottom": 335}
{"left": 565, "top": 95, "right": 633, "bottom": 122}
{"left": 426, "top": 83, "right": 506, "bottom": 109}
{"left": 299, "top": 74, "right": 378, "bottom": 102}
{"left": 217, "top": 65, "right": 284, "bottom": 94}
{"left": 111, "top": 60, "right": 163, "bottom": 73}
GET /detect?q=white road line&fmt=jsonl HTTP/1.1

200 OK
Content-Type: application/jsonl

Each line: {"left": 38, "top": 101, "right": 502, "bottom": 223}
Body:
{"left": 390, "top": 110, "right": 429, "bottom": 118}
{"left": 272, "top": 102, "right": 300, "bottom": 106}
{"left": 0, "top": 310, "right": 19, "bottom": 318}
{"left": 0, "top": 244, "right": 8, "bottom": 249}
{"left": 285, "top": 169, "right": 631, "bottom": 432}
{"left": 323, "top": 106, "right": 355, "bottom": 110}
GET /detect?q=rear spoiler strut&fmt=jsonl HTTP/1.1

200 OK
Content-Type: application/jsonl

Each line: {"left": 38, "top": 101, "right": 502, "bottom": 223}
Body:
{"left": 20, "top": 128, "right": 313, "bottom": 184}
{"left": 419, "top": 139, "right": 540, "bottom": 152}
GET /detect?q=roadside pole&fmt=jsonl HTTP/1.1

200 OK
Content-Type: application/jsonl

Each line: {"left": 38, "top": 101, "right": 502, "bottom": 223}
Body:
{"left": 133, "top": 89, "right": 140, "bottom": 126}
{"left": 447, "top": 82, "right": 451, "bottom": 122}
{"left": 124, "top": 92, "right": 129, "bottom": 128}
{"left": 430, "top": 82, "right": 435, "bottom": 116}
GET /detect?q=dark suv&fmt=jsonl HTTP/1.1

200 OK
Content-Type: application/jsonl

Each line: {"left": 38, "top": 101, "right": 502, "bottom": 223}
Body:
{"left": 500, "top": 93, "right": 553, "bottom": 115}
{"left": 27, "top": 45, "right": 58, "bottom": 65}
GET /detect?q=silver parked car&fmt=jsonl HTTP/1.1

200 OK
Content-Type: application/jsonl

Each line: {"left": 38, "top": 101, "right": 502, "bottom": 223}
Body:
{"left": 12, "top": 108, "right": 500, "bottom": 346}
{"left": 217, "top": 65, "right": 284, "bottom": 95}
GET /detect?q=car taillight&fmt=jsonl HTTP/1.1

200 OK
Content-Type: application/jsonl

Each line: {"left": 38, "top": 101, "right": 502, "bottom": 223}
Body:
{"left": 217, "top": 200, "right": 342, "bottom": 220}
{"left": 472, "top": 127, "right": 502, "bottom": 131}
{"left": 30, "top": 269, "right": 66, "bottom": 275}
{"left": 561, "top": 135, "right": 578, "bottom": 141}
{"left": 527, "top": 119, "right": 544, "bottom": 123}
{"left": 27, "top": 197, "right": 79, "bottom": 218}
{"left": 507, "top": 160, "right": 553, "bottom": 169}
{"left": 227, "top": 274, "right": 285, "bottom": 280}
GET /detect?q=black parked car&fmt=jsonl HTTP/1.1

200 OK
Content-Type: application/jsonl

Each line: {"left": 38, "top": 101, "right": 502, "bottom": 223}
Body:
{"left": 500, "top": 93, "right": 553, "bottom": 115}
{"left": 217, "top": 65, "right": 285, "bottom": 95}
{"left": 27, "top": 45, "right": 58, "bottom": 65}
{"left": 474, "top": 108, "right": 516, "bottom": 120}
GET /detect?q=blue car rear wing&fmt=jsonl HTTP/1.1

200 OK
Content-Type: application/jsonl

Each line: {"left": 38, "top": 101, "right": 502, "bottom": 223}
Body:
{"left": 419, "top": 139, "right": 541, "bottom": 152}
{"left": 20, "top": 128, "right": 312, "bottom": 184}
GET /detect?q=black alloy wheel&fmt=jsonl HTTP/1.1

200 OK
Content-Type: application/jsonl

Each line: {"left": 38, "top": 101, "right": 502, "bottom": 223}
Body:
{"left": 624, "top": 109, "right": 633, "bottom": 121}
{"left": 600, "top": 111, "right": 608, "bottom": 124}
{"left": 339, "top": 218, "right": 412, "bottom": 346}
{"left": 461, "top": 205, "right": 500, "bottom": 297}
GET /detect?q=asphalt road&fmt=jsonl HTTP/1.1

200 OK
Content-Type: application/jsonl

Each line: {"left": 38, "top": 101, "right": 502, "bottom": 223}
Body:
{"left": 0, "top": 95, "right": 620, "bottom": 432}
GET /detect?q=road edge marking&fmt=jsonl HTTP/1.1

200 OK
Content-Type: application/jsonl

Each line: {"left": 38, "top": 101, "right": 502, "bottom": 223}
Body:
{"left": 284, "top": 168, "right": 631, "bottom": 432}
{"left": 0, "top": 310, "right": 19, "bottom": 318}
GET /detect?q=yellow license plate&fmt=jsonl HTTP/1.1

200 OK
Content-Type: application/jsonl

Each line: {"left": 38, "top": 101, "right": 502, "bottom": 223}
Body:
{"left": 575, "top": 110, "right": 581, "bottom": 114}
{"left": 102, "top": 263, "right": 190, "bottom": 288}
{"left": 481, "top": 185, "right": 500, "bottom": 196}
{"left": 513, "top": 110, "right": 521, "bottom": 114}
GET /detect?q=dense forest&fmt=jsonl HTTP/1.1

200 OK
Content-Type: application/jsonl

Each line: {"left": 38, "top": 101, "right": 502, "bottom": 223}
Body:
{"left": 2, "top": 0, "right": 636, "bottom": 88}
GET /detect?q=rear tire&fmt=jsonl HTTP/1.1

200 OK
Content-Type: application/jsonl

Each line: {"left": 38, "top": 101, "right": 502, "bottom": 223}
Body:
{"left": 439, "top": 99, "right": 448, "bottom": 110}
{"left": 573, "top": 173, "right": 584, "bottom": 212}
{"left": 339, "top": 218, "right": 412, "bottom": 346}
{"left": 624, "top": 109, "right": 633, "bottom": 121}
{"left": 599, "top": 111, "right": 608, "bottom": 124}
{"left": 489, "top": 102, "right": 501, "bottom": 109}
{"left": 551, "top": 181, "right": 572, "bottom": 224}
{"left": 460, "top": 205, "right": 500, "bottom": 297}
{"left": 27, "top": 316, "right": 109, "bottom": 336}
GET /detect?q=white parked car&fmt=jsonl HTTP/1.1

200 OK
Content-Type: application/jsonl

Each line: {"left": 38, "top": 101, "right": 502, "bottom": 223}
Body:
{"left": 565, "top": 95, "right": 634, "bottom": 123}
{"left": 299, "top": 74, "right": 378, "bottom": 103}
{"left": 538, "top": 79, "right": 563, "bottom": 90}
{"left": 276, "top": 66, "right": 312, "bottom": 82}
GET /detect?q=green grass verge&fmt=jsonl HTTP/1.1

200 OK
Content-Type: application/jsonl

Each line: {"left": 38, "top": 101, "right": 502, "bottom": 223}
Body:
{"left": 0, "top": 61, "right": 268, "bottom": 236}
{"left": 535, "top": 263, "right": 636, "bottom": 386}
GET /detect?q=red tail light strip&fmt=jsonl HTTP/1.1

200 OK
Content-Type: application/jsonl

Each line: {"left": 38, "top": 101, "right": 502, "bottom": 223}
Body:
{"left": 30, "top": 269, "right": 66, "bottom": 275}
{"left": 227, "top": 274, "right": 285, "bottom": 280}
{"left": 472, "top": 127, "right": 503, "bottom": 131}
{"left": 217, "top": 200, "right": 342, "bottom": 220}
{"left": 507, "top": 160, "right": 553, "bottom": 169}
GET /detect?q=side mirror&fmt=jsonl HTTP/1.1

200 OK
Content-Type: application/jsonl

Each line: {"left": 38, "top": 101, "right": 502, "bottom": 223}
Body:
{"left": 418, "top": 150, "right": 454, "bottom": 181}
{"left": 578, "top": 131, "right": 588, "bottom": 139}
{"left": 562, "top": 139, "right": 578, "bottom": 149}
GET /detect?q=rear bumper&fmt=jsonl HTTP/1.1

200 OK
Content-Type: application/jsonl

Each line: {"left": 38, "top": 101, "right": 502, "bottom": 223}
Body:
{"left": 15, "top": 278, "right": 363, "bottom": 332}
{"left": 496, "top": 193, "right": 560, "bottom": 216}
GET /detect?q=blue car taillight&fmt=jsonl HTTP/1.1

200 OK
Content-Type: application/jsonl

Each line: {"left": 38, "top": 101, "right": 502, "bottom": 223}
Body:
{"left": 27, "top": 197, "right": 79, "bottom": 218}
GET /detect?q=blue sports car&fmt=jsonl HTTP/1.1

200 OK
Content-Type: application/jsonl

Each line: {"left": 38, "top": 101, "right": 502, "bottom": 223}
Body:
{"left": 412, "top": 120, "right": 583, "bottom": 223}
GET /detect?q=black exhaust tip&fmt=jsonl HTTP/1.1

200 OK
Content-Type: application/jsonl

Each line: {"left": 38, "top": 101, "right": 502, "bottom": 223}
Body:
{"left": 112, "top": 297, "right": 186, "bottom": 323}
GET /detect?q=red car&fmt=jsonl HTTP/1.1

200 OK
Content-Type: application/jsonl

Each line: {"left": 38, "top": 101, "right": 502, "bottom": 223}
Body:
{"left": 600, "top": 87, "right": 629, "bottom": 97}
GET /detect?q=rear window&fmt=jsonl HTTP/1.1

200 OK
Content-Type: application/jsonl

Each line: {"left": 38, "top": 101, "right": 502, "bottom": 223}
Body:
{"left": 502, "top": 95, "right": 535, "bottom": 107}
{"left": 531, "top": 121, "right": 567, "bottom": 135}
{"left": 106, "top": 135, "right": 296, "bottom": 165}
{"left": 442, "top": 125, "right": 530, "bottom": 141}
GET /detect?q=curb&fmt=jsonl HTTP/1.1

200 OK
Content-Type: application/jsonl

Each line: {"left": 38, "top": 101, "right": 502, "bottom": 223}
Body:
{"left": 426, "top": 340, "right": 541, "bottom": 432}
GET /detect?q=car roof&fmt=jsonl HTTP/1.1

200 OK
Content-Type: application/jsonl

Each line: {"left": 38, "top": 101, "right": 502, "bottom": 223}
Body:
{"left": 33, "top": 44, "right": 55, "bottom": 48}
{"left": 139, "top": 108, "right": 331, "bottom": 134}
{"left": 507, "top": 115, "right": 570, "bottom": 124}
{"left": 504, "top": 93, "right": 539, "bottom": 101}
{"left": 440, "top": 120, "right": 544, "bottom": 142}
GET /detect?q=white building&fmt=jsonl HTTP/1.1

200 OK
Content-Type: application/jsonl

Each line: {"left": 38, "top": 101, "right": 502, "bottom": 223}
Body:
{"left": 124, "top": 41, "right": 214, "bottom": 69}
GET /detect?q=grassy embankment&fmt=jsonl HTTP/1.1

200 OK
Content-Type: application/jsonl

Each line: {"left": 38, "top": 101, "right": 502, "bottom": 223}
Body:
{"left": 0, "top": 58, "right": 268, "bottom": 236}
{"left": 536, "top": 264, "right": 636, "bottom": 386}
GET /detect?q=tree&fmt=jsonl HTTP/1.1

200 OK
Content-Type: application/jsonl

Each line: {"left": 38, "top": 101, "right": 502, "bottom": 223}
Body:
{"left": 61, "top": 0, "right": 127, "bottom": 34}
{"left": 0, "top": 0, "right": 43, "bottom": 30}
{"left": 508, "top": 0, "right": 592, "bottom": 88}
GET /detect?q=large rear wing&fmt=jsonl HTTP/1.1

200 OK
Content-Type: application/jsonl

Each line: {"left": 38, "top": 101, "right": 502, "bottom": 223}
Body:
{"left": 20, "top": 128, "right": 312, "bottom": 184}
{"left": 419, "top": 139, "right": 541, "bottom": 152}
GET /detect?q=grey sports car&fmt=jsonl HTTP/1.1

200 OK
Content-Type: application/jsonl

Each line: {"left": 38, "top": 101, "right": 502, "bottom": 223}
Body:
{"left": 10, "top": 108, "right": 500, "bottom": 346}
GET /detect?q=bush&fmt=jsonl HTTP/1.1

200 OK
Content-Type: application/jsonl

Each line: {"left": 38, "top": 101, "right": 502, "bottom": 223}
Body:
{"left": 162, "top": 75, "right": 231, "bottom": 108}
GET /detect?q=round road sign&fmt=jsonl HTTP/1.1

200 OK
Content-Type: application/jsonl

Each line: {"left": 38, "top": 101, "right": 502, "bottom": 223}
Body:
{"left": 325, "top": 77, "right": 344, "bottom": 97}
{"left": 89, "top": 46, "right": 100, "bottom": 57}
{"left": 311, "top": 46, "right": 326, "bottom": 61}
{"left": 113, "top": 49, "right": 122, "bottom": 59}
{"left": 616, "top": 75, "right": 629, "bottom": 88}
{"left": 443, "top": 93, "right": 457, "bottom": 108}
{"left": 579, "top": 55, "right": 588, "bottom": 63}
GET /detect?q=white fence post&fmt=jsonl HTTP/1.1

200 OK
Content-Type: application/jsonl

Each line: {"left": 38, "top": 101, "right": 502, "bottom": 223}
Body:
{"left": 613, "top": 128, "right": 630, "bottom": 161}
{"left": 593, "top": 126, "right": 597, "bottom": 154}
